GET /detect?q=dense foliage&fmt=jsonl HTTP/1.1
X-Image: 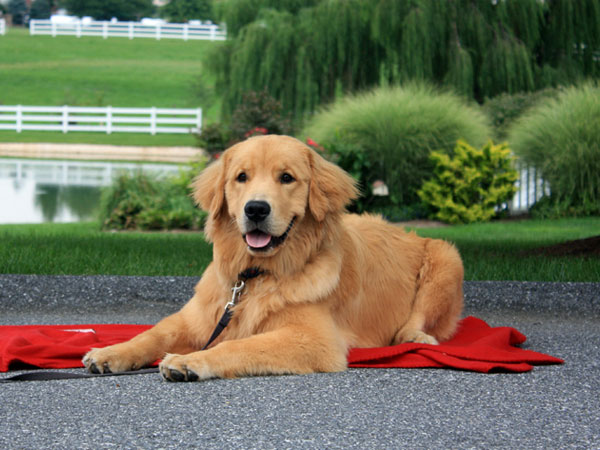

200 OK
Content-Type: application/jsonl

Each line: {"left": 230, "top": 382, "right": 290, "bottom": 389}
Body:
{"left": 100, "top": 165, "right": 207, "bottom": 231}
{"left": 160, "top": 0, "right": 214, "bottom": 23}
{"left": 303, "top": 83, "right": 491, "bottom": 210}
{"left": 482, "top": 89, "right": 560, "bottom": 141}
{"left": 212, "top": 0, "right": 600, "bottom": 120}
{"left": 418, "top": 140, "right": 518, "bottom": 224}
{"left": 7, "top": 0, "right": 28, "bottom": 25}
{"left": 63, "top": 0, "right": 155, "bottom": 21}
{"left": 230, "top": 89, "right": 292, "bottom": 141}
{"left": 508, "top": 84, "right": 600, "bottom": 217}
{"left": 29, "top": 0, "right": 52, "bottom": 20}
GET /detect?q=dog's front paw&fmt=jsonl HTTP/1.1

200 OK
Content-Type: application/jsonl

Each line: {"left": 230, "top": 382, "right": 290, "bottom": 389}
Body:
{"left": 83, "top": 345, "right": 143, "bottom": 374}
{"left": 393, "top": 329, "right": 439, "bottom": 345}
{"left": 159, "top": 353, "right": 214, "bottom": 382}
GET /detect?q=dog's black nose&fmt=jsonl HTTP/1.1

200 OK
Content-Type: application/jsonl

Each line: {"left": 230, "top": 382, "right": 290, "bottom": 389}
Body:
{"left": 245, "top": 200, "right": 271, "bottom": 222}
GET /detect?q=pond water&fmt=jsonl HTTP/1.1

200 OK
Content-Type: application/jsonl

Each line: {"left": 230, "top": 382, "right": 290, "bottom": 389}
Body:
{"left": 0, "top": 158, "right": 181, "bottom": 224}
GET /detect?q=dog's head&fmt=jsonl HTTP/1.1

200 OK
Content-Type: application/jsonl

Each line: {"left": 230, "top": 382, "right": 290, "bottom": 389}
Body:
{"left": 193, "top": 135, "right": 358, "bottom": 256}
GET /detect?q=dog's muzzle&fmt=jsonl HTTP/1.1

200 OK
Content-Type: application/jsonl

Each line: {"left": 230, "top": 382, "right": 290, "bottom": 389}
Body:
{"left": 243, "top": 200, "right": 296, "bottom": 252}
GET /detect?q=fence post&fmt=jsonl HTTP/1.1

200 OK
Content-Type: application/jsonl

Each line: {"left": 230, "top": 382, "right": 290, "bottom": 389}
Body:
{"left": 156, "top": 23, "right": 161, "bottom": 40}
{"left": 210, "top": 24, "right": 216, "bottom": 41}
{"left": 102, "top": 21, "right": 108, "bottom": 39}
{"left": 16, "top": 105, "right": 22, "bottom": 133}
{"left": 62, "top": 105, "right": 69, "bottom": 133}
{"left": 106, "top": 106, "right": 112, "bottom": 134}
{"left": 128, "top": 22, "right": 134, "bottom": 40}
{"left": 150, "top": 107, "right": 157, "bottom": 135}
{"left": 183, "top": 24, "right": 188, "bottom": 41}
{"left": 29, "top": 19, "right": 35, "bottom": 36}
{"left": 196, "top": 108, "right": 202, "bottom": 133}
{"left": 76, "top": 20, "right": 81, "bottom": 38}
{"left": 52, "top": 21, "right": 57, "bottom": 37}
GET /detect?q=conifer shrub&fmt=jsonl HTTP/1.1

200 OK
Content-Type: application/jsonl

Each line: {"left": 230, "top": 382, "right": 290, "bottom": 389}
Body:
{"left": 302, "top": 83, "right": 492, "bottom": 209}
{"left": 508, "top": 84, "right": 600, "bottom": 217}
{"left": 418, "top": 140, "right": 518, "bottom": 224}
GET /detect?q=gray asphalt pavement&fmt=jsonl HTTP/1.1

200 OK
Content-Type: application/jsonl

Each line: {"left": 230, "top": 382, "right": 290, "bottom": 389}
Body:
{"left": 1, "top": 275, "right": 599, "bottom": 449}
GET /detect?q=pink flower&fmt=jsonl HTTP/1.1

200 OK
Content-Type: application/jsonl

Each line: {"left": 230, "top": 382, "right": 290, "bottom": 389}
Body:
{"left": 306, "top": 137, "right": 324, "bottom": 152}
{"left": 244, "top": 127, "right": 269, "bottom": 138}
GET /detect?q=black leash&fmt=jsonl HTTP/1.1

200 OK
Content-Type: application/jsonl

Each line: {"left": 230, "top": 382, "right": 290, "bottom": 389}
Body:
{"left": 200, "top": 267, "right": 264, "bottom": 350}
{"left": 0, "top": 368, "right": 160, "bottom": 383}
{"left": 1, "top": 268, "right": 264, "bottom": 383}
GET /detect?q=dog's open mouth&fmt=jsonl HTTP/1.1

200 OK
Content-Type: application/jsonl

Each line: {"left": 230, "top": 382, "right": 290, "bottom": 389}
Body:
{"left": 244, "top": 217, "right": 296, "bottom": 252}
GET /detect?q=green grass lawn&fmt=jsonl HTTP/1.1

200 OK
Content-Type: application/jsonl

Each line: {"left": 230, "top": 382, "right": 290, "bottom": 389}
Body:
{"left": 0, "top": 222, "right": 213, "bottom": 277}
{"left": 413, "top": 217, "right": 600, "bottom": 282}
{"left": 0, "top": 28, "right": 221, "bottom": 145}
{"left": 0, "top": 218, "right": 598, "bottom": 281}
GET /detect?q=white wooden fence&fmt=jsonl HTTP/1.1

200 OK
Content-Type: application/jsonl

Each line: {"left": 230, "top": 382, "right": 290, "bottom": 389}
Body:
{"left": 0, "top": 105, "right": 202, "bottom": 134}
{"left": 510, "top": 162, "right": 550, "bottom": 214}
{"left": 0, "top": 18, "right": 6, "bottom": 35}
{"left": 29, "top": 19, "right": 226, "bottom": 41}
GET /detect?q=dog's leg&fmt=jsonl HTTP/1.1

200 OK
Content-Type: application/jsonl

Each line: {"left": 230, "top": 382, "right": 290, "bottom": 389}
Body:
{"left": 393, "top": 239, "right": 464, "bottom": 345}
{"left": 82, "top": 311, "right": 196, "bottom": 373}
{"left": 83, "top": 265, "right": 226, "bottom": 374}
{"left": 159, "top": 305, "right": 348, "bottom": 381}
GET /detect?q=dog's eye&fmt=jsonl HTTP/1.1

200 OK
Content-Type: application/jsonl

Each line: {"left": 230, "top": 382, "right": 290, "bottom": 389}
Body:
{"left": 236, "top": 172, "right": 247, "bottom": 183}
{"left": 280, "top": 173, "right": 295, "bottom": 184}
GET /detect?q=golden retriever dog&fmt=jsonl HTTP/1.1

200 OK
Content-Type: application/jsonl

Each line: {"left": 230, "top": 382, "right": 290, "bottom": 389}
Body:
{"left": 83, "top": 135, "right": 463, "bottom": 381}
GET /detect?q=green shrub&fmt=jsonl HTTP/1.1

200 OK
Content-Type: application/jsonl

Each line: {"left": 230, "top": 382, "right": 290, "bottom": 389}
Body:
{"left": 100, "top": 163, "right": 207, "bottom": 231}
{"left": 230, "top": 89, "right": 293, "bottom": 141}
{"left": 508, "top": 83, "right": 600, "bottom": 217}
{"left": 482, "top": 88, "right": 560, "bottom": 140}
{"left": 418, "top": 140, "right": 518, "bottom": 224}
{"left": 160, "top": 0, "right": 214, "bottom": 23}
{"left": 303, "top": 83, "right": 492, "bottom": 208}
{"left": 196, "top": 123, "right": 233, "bottom": 158}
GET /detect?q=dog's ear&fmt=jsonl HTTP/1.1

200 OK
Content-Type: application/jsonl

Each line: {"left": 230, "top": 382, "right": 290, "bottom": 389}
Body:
{"left": 308, "top": 150, "right": 359, "bottom": 221}
{"left": 192, "top": 157, "right": 226, "bottom": 219}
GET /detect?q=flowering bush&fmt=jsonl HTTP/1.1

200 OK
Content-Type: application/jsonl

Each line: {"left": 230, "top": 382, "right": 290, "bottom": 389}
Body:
{"left": 230, "top": 89, "right": 292, "bottom": 141}
{"left": 244, "top": 127, "right": 269, "bottom": 138}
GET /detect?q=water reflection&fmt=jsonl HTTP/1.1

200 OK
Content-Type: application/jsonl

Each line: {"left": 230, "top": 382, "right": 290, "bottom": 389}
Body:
{"left": 0, "top": 158, "right": 180, "bottom": 224}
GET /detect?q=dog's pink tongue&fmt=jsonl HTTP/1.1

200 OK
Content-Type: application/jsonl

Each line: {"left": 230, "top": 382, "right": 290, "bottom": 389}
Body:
{"left": 246, "top": 231, "right": 272, "bottom": 248}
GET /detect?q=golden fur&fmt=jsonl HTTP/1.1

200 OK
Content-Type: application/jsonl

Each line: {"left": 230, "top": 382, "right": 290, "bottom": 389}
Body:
{"left": 83, "top": 135, "right": 464, "bottom": 381}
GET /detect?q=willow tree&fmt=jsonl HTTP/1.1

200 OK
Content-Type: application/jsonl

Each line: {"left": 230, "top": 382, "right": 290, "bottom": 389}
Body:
{"left": 211, "top": 0, "right": 600, "bottom": 120}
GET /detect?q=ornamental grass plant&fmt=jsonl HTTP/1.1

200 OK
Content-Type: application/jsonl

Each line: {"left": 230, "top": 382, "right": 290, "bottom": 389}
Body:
{"left": 302, "top": 83, "right": 492, "bottom": 208}
{"left": 508, "top": 83, "right": 600, "bottom": 217}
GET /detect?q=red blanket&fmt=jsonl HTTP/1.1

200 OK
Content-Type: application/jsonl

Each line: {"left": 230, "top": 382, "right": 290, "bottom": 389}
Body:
{"left": 0, "top": 316, "right": 562, "bottom": 374}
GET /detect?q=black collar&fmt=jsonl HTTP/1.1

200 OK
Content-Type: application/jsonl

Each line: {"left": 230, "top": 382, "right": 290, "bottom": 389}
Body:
{"left": 238, "top": 266, "right": 265, "bottom": 281}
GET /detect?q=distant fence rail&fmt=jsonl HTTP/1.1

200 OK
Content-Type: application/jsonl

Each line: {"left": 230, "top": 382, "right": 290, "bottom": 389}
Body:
{"left": 29, "top": 19, "right": 226, "bottom": 41}
{"left": 0, "top": 105, "right": 202, "bottom": 135}
{"left": 510, "top": 162, "right": 549, "bottom": 214}
{"left": 0, "top": 18, "right": 6, "bottom": 35}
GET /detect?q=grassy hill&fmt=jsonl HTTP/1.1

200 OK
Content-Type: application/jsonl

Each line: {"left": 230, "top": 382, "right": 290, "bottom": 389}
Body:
{"left": 0, "top": 28, "right": 222, "bottom": 146}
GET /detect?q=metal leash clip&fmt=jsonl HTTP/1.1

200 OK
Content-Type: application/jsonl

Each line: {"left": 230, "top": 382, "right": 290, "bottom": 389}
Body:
{"left": 225, "top": 280, "right": 245, "bottom": 310}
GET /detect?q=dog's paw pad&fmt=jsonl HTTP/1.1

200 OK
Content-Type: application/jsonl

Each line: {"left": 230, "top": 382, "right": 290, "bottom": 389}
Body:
{"left": 168, "top": 369, "right": 185, "bottom": 382}
{"left": 161, "top": 367, "right": 200, "bottom": 382}
{"left": 186, "top": 369, "right": 199, "bottom": 382}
